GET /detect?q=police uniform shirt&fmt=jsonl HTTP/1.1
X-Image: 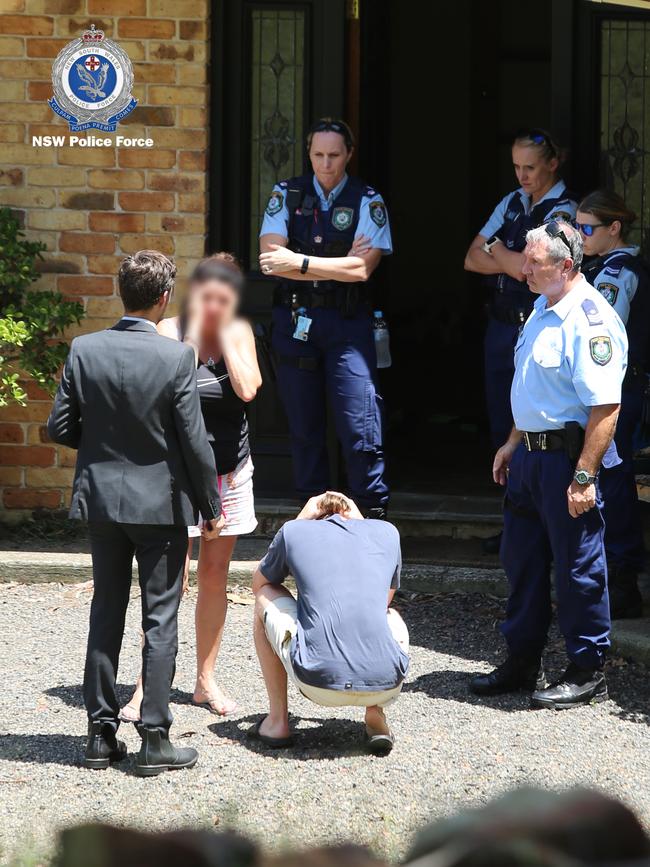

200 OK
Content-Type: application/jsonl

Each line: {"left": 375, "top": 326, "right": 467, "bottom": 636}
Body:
{"left": 588, "top": 246, "right": 641, "bottom": 325}
{"left": 479, "top": 180, "right": 577, "bottom": 240}
{"left": 259, "top": 173, "right": 393, "bottom": 253}
{"left": 511, "top": 276, "right": 628, "bottom": 432}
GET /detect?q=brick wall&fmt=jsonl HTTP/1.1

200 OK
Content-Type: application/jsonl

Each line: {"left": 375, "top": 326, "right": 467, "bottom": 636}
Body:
{"left": 0, "top": 0, "right": 210, "bottom": 518}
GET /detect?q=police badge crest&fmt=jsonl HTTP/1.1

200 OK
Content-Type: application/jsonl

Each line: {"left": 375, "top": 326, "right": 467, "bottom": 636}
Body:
{"left": 589, "top": 335, "right": 612, "bottom": 366}
{"left": 597, "top": 282, "right": 619, "bottom": 306}
{"left": 331, "top": 206, "right": 354, "bottom": 230}
{"left": 369, "top": 200, "right": 387, "bottom": 228}
{"left": 49, "top": 24, "right": 137, "bottom": 132}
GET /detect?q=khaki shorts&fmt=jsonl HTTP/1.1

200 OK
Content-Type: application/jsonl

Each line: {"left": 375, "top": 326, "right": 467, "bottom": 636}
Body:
{"left": 262, "top": 596, "right": 409, "bottom": 709}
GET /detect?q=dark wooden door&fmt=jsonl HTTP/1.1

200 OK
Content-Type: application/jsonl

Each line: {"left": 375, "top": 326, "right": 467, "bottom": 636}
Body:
{"left": 210, "top": 0, "right": 345, "bottom": 496}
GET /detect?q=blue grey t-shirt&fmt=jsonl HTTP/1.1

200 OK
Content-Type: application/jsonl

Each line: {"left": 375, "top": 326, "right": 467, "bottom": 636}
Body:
{"left": 259, "top": 516, "right": 409, "bottom": 691}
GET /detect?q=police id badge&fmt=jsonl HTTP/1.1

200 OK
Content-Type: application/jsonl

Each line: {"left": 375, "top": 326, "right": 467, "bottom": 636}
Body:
{"left": 293, "top": 314, "right": 312, "bottom": 342}
{"left": 49, "top": 24, "right": 137, "bottom": 132}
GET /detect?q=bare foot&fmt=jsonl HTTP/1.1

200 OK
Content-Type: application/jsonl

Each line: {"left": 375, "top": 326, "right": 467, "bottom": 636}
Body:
{"left": 258, "top": 714, "right": 291, "bottom": 740}
{"left": 365, "top": 705, "right": 390, "bottom": 737}
{"left": 119, "top": 685, "right": 143, "bottom": 722}
{"left": 192, "top": 679, "right": 238, "bottom": 716}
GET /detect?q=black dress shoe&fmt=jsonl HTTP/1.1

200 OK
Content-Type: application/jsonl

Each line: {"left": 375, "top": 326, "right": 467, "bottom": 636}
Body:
{"left": 531, "top": 663, "right": 608, "bottom": 710}
{"left": 84, "top": 721, "right": 127, "bottom": 770}
{"left": 608, "top": 565, "right": 643, "bottom": 620}
{"left": 481, "top": 531, "right": 503, "bottom": 555}
{"left": 136, "top": 728, "right": 198, "bottom": 777}
{"left": 362, "top": 506, "right": 387, "bottom": 520}
{"left": 470, "top": 655, "right": 546, "bottom": 696}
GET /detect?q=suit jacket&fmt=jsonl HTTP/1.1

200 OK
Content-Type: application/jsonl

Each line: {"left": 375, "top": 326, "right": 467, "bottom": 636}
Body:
{"left": 47, "top": 318, "right": 221, "bottom": 525}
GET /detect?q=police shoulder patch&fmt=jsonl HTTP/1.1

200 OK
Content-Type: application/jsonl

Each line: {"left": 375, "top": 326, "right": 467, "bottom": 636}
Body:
{"left": 369, "top": 200, "right": 387, "bottom": 228}
{"left": 597, "top": 281, "right": 619, "bottom": 306}
{"left": 590, "top": 335, "right": 612, "bottom": 365}
{"left": 581, "top": 298, "right": 603, "bottom": 326}
{"left": 265, "top": 190, "right": 284, "bottom": 216}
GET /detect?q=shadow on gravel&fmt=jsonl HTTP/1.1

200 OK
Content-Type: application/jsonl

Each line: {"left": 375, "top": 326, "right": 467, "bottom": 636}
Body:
{"left": 45, "top": 683, "right": 137, "bottom": 709}
{"left": 397, "top": 593, "right": 650, "bottom": 726}
{"left": 0, "top": 733, "right": 87, "bottom": 766}
{"left": 209, "top": 714, "right": 369, "bottom": 759}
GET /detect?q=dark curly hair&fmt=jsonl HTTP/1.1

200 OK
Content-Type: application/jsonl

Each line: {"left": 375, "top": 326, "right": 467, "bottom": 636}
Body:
{"left": 118, "top": 250, "right": 176, "bottom": 312}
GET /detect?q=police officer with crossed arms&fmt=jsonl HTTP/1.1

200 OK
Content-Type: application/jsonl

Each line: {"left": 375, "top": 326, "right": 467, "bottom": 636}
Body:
{"left": 259, "top": 118, "right": 392, "bottom": 518}
{"left": 470, "top": 220, "right": 628, "bottom": 709}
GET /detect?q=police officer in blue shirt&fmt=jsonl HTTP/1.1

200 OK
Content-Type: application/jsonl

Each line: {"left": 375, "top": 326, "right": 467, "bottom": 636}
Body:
{"left": 259, "top": 118, "right": 392, "bottom": 518}
{"left": 470, "top": 221, "right": 628, "bottom": 709}
{"left": 578, "top": 189, "right": 650, "bottom": 619}
{"left": 464, "top": 130, "right": 577, "bottom": 451}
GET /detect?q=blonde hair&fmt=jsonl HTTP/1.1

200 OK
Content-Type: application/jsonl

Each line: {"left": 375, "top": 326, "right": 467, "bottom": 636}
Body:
{"left": 317, "top": 492, "right": 350, "bottom": 519}
{"left": 513, "top": 128, "right": 567, "bottom": 167}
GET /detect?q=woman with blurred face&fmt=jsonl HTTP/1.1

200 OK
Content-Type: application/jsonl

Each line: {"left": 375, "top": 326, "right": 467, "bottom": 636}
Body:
{"left": 121, "top": 253, "right": 262, "bottom": 719}
{"left": 579, "top": 190, "right": 649, "bottom": 620}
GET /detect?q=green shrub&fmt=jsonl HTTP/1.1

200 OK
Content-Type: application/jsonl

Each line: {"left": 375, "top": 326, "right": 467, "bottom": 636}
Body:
{"left": 0, "top": 207, "right": 84, "bottom": 406}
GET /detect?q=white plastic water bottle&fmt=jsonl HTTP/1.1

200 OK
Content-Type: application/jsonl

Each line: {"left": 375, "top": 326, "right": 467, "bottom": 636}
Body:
{"left": 373, "top": 310, "right": 392, "bottom": 369}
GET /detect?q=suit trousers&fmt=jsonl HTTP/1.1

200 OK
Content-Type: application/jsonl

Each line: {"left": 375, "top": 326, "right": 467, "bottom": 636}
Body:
{"left": 84, "top": 521, "right": 188, "bottom": 733}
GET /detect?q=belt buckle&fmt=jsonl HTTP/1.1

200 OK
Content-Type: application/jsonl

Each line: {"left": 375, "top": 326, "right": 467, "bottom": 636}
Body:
{"left": 523, "top": 432, "right": 532, "bottom": 451}
{"left": 539, "top": 433, "right": 547, "bottom": 451}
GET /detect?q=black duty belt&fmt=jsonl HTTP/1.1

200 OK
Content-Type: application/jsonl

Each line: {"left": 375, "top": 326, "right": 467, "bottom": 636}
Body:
{"left": 521, "top": 424, "right": 585, "bottom": 461}
{"left": 489, "top": 301, "right": 530, "bottom": 327}
{"left": 273, "top": 283, "right": 370, "bottom": 313}
{"left": 623, "top": 364, "right": 646, "bottom": 390}
{"left": 522, "top": 431, "right": 567, "bottom": 452}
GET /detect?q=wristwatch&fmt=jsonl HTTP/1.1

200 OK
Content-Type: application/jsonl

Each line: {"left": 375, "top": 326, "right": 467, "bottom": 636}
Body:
{"left": 574, "top": 468, "right": 597, "bottom": 486}
{"left": 300, "top": 256, "right": 310, "bottom": 274}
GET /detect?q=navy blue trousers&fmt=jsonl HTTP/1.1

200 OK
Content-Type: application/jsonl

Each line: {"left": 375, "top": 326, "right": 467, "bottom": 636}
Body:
{"left": 272, "top": 305, "right": 388, "bottom": 508}
{"left": 600, "top": 389, "right": 646, "bottom": 571}
{"left": 500, "top": 445, "right": 611, "bottom": 669}
{"left": 484, "top": 316, "right": 518, "bottom": 448}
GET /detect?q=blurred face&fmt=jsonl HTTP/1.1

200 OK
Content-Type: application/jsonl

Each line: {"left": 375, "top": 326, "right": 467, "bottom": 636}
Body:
{"left": 522, "top": 240, "right": 571, "bottom": 298}
{"left": 512, "top": 145, "right": 559, "bottom": 201}
{"left": 575, "top": 210, "right": 620, "bottom": 256}
{"left": 309, "top": 131, "right": 352, "bottom": 191}
{"left": 190, "top": 278, "right": 238, "bottom": 333}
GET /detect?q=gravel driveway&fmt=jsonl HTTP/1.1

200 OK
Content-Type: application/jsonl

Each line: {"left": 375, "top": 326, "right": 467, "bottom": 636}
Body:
{"left": 1, "top": 582, "right": 649, "bottom": 865}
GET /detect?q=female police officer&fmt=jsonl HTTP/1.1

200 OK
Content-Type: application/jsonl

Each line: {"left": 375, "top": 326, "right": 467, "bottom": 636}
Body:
{"left": 578, "top": 190, "right": 650, "bottom": 619}
{"left": 464, "top": 130, "right": 577, "bottom": 450}
{"left": 259, "top": 118, "right": 392, "bottom": 518}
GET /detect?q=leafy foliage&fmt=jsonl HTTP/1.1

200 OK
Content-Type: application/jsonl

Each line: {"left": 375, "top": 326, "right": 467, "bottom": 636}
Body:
{"left": 0, "top": 208, "right": 84, "bottom": 406}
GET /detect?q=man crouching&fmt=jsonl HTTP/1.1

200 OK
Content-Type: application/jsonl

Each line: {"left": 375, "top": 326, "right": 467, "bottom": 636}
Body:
{"left": 251, "top": 492, "right": 409, "bottom": 755}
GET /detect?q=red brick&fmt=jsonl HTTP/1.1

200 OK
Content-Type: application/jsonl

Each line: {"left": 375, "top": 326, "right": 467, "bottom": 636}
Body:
{"left": 3, "top": 488, "right": 61, "bottom": 509}
{"left": 60, "top": 232, "right": 115, "bottom": 254}
{"left": 0, "top": 423, "right": 24, "bottom": 444}
{"left": 58, "top": 275, "right": 114, "bottom": 296}
{"left": 0, "top": 445, "right": 55, "bottom": 466}
{"left": 27, "top": 81, "right": 53, "bottom": 100}
{"left": 118, "top": 18, "right": 175, "bottom": 38}
{"left": 0, "top": 168, "right": 23, "bottom": 186}
{"left": 149, "top": 173, "right": 202, "bottom": 193}
{"left": 118, "top": 148, "right": 176, "bottom": 168}
{"left": 23, "top": 380, "right": 52, "bottom": 400}
{"left": 26, "top": 37, "right": 68, "bottom": 57}
{"left": 0, "top": 16, "right": 53, "bottom": 35}
{"left": 89, "top": 0, "right": 145, "bottom": 12}
{"left": 118, "top": 192, "right": 174, "bottom": 212}
{"left": 179, "top": 151, "right": 206, "bottom": 171}
{"left": 89, "top": 213, "right": 145, "bottom": 233}
{"left": 179, "top": 20, "right": 206, "bottom": 40}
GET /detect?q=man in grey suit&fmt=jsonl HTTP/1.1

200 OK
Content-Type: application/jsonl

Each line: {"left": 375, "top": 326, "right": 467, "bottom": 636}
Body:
{"left": 48, "top": 250, "right": 224, "bottom": 777}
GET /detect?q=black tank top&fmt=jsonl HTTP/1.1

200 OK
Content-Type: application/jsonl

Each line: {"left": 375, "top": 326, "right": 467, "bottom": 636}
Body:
{"left": 196, "top": 355, "right": 250, "bottom": 475}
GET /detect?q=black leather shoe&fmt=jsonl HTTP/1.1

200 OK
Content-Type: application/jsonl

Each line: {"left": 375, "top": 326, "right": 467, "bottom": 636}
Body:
{"left": 136, "top": 728, "right": 198, "bottom": 777}
{"left": 608, "top": 565, "right": 643, "bottom": 620}
{"left": 481, "top": 531, "right": 503, "bottom": 555}
{"left": 362, "top": 506, "right": 387, "bottom": 520}
{"left": 84, "top": 721, "right": 127, "bottom": 770}
{"left": 470, "top": 655, "right": 546, "bottom": 696}
{"left": 531, "top": 663, "right": 608, "bottom": 710}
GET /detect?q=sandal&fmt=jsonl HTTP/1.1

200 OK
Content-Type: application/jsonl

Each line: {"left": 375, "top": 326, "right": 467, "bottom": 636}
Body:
{"left": 192, "top": 692, "right": 239, "bottom": 717}
{"left": 247, "top": 717, "right": 294, "bottom": 749}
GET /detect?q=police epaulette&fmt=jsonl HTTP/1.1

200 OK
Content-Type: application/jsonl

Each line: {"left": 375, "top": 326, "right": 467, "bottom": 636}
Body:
{"left": 364, "top": 185, "right": 377, "bottom": 197}
{"left": 581, "top": 298, "right": 603, "bottom": 326}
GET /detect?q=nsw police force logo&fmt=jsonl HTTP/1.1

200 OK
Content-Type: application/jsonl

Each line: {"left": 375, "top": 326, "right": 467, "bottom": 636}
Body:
{"left": 49, "top": 25, "right": 137, "bottom": 132}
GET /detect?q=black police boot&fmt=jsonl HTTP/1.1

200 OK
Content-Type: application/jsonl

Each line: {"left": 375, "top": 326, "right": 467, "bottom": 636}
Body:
{"left": 362, "top": 506, "right": 387, "bottom": 520}
{"left": 531, "top": 662, "right": 608, "bottom": 710}
{"left": 481, "top": 531, "right": 503, "bottom": 555}
{"left": 136, "top": 727, "right": 198, "bottom": 777}
{"left": 608, "top": 564, "right": 643, "bottom": 620}
{"left": 469, "top": 655, "right": 546, "bottom": 697}
{"left": 84, "top": 720, "right": 127, "bottom": 770}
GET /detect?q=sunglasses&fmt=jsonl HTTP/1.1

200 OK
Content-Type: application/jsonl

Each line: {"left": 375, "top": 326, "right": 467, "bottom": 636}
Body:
{"left": 309, "top": 121, "right": 353, "bottom": 147}
{"left": 545, "top": 219, "right": 573, "bottom": 255}
{"left": 516, "top": 128, "right": 557, "bottom": 156}
{"left": 575, "top": 221, "right": 610, "bottom": 237}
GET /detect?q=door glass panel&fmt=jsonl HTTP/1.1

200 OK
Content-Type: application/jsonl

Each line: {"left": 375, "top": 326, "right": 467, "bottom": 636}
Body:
{"left": 600, "top": 19, "right": 650, "bottom": 255}
{"left": 249, "top": 8, "right": 306, "bottom": 265}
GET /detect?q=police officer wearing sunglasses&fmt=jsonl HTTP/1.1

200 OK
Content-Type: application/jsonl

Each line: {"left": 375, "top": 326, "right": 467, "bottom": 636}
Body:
{"left": 578, "top": 190, "right": 650, "bottom": 619}
{"left": 470, "top": 220, "right": 628, "bottom": 709}
{"left": 259, "top": 118, "right": 392, "bottom": 517}
{"left": 464, "top": 129, "right": 577, "bottom": 464}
